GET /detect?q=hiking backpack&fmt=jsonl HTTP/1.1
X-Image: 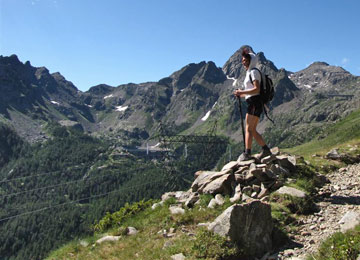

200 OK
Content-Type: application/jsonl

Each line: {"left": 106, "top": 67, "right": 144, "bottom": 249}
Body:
{"left": 249, "top": 68, "right": 275, "bottom": 123}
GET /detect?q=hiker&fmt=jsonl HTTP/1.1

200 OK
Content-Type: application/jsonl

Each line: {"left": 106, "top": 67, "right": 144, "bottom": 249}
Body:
{"left": 233, "top": 50, "right": 271, "bottom": 161}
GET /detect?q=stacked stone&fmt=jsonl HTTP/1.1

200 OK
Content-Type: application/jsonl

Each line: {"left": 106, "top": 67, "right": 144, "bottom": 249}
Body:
{"left": 160, "top": 148, "right": 299, "bottom": 208}
{"left": 188, "top": 148, "right": 297, "bottom": 205}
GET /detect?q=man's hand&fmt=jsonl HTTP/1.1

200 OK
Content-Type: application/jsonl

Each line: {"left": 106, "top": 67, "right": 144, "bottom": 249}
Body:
{"left": 233, "top": 89, "right": 243, "bottom": 97}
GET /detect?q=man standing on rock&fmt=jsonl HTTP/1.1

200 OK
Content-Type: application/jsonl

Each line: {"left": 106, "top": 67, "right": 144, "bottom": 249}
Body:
{"left": 233, "top": 49, "right": 271, "bottom": 161}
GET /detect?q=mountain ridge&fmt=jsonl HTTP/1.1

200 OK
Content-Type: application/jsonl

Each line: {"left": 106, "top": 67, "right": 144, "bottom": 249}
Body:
{"left": 1, "top": 47, "right": 359, "bottom": 147}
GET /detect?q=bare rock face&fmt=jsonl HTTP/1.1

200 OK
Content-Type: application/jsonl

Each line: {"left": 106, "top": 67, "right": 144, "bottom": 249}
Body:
{"left": 208, "top": 200, "right": 273, "bottom": 257}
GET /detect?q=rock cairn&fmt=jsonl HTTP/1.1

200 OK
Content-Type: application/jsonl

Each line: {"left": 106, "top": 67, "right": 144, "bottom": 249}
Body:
{"left": 160, "top": 147, "right": 305, "bottom": 258}
{"left": 162, "top": 147, "right": 300, "bottom": 207}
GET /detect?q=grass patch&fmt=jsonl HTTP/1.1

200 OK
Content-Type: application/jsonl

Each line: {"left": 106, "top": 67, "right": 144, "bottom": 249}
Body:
{"left": 307, "top": 225, "right": 360, "bottom": 260}
{"left": 286, "top": 108, "right": 360, "bottom": 169}
{"left": 47, "top": 195, "right": 238, "bottom": 260}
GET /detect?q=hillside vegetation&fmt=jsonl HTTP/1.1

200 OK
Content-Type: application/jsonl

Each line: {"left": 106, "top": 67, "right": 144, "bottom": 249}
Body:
{"left": 46, "top": 108, "right": 360, "bottom": 260}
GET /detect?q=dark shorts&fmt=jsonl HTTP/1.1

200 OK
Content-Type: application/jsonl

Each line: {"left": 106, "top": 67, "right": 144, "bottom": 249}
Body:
{"left": 246, "top": 95, "right": 263, "bottom": 118}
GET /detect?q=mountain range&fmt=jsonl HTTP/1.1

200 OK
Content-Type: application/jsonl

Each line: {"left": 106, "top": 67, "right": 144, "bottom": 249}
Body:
{"left": 1, "top": 45, "right": 359, "bottom": 148}
{"left": 1, "top": 45, "right": 360, "bottom": 260}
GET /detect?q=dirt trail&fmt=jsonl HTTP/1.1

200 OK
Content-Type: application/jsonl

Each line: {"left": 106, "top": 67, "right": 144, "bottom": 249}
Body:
{"left": 276, "top": 163, "right": 360, "bottom": 259}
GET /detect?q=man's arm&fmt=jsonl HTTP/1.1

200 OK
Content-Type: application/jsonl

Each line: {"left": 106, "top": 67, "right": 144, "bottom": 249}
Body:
{"left": 233, "top": 80, "right": 260, "bottom": 97}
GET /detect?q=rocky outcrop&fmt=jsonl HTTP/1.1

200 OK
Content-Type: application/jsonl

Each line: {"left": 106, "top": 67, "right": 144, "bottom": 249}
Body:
{"left": 208, "top": 200, "right": 273, "bottom": 257}
{"left": 165, "top": 148, "right": 300, "bottom": 206}
{"left": 157, "top": 148, "right": 304, "bottom": 258}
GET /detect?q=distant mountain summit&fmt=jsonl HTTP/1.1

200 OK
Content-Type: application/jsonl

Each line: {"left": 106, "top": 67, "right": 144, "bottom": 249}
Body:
{"left": 0, "top": 54, "right": 90, "bottom": 142}
{"left": 290, "top": 61, "right": 355, "bottom": 91}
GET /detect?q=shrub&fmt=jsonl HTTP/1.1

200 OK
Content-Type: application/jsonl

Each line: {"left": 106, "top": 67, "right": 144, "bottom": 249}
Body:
{"left": 191, "top": 228, "right": 238, "bottom": 259}
{"left": 93, "top": 199, "right": 154, "bottom": 232}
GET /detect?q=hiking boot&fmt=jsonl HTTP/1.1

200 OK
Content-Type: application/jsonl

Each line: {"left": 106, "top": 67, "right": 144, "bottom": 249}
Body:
{"left": 257, "top": 149, "right": 272, "bottom": 160}
{"left": 237, "top": 152, "right": 252, "bottom": 162}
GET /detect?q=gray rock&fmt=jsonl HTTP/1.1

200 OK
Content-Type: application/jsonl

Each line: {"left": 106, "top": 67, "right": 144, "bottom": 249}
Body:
{"left": 80, "top": 240, "right": 89, "bottom": 247}
{"left": 234, "top": 166, "right": 248, "bottom": 174}
{"left": 242, "top": 193, "right": 251, "bottom": 201}
{"left": 208, "top": 198, "right": 217, "bottom": 209}
{"left": 230, "top": 192, "right": 242, "bottom": 203}
{"left": 208, "top": 201, "right": 273, "bottom": 257}
{"left": 338, "top": 211, "right": 360, "bottom": 232}
{"left": 191, "top": 171, "right": 229, "bottom": 192}
{"left": 244, "top": 171, "right": 256, "bottom": 182}
{"left": 264, "top": 169, "right": 277, "bottom": 180}
{"left": 221, "top": 161, "right": 238, "bottom": 172}
{"left": 326, "top": 148, "right": 341, "bottom": 160}
{"left": 276, "top": 186, "right": 306, "bottom": 198}
{"left": 151, "top": 201, "right": 164, "bottom": 210}
{"left": 201, "top": 173, "right": 235, "bottom": 195}
{"left": 171, "top": 253, "right": 186, "bottom": 260}
{"left": 258, "top": 187, "right": 270, "bottom": 199}
{"left": 237, "top": 159, "right": 255, "bottom": 167}
{"left": 261, "top": 154, "right": 277, "bottom": 164}
{"left": 276, "top": 155, "right": 297, "bottom": 171}
{"left": 161, "top": 191, "right": 192, "bottom": 203}
{"left": 250, "top": 168, "right": 272, "bottom": 182}
{"left": 197, "top": 222, "right": 211, "bottom": 227}
{"left": 235, "top": 183, "right": 242, "bottom": 193}
{"left": 169, "top": 205, "right": 185, "bottom": 215}
{"left": 270, "top": 147, "right": 280, "bottom": 155}
{"left": 96, "top": 235, "right": 121, "bottom": 244}
{"left": 269, "top": 164, "right": 290, "bottom": 177}
{"left": 126, "top": 226, "right": 138, "bottom": 235}
{"left": 234, "top": 174, "right": 243, "bottom": 183}
{"left": 215, "top": 194, "right": 225, "bottom": 205}
{"left": 185, "top": 193, "right": 199, "bottom": 208}
{"left": 230, "top": 184, "right": 242, "bottom": 203}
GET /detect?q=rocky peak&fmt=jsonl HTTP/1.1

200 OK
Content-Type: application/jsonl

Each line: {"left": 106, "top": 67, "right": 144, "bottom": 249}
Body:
{"left": 257, "top": 52, "right": 278, "bottom": 76}
{"left": 35, "top": 67, "right": 51, "bottom": 80}
{"left": 169, "top": 62, "right": 206, "bottom": 89}
{"left": 169, "top": 61, "right": 226, "bottom": 89}
{"left": 0, "top": 55, "right": 37, "bottom": 80}
{"left": 86, "top": 84, "right": 114, "bottom": 95}
{"left": 222, "top": 46, "right": 278, "bottom": 79}
{"left": 0, "top": 54, "right": 21, "bottom": 65}
{"left": 290, "top": 61, "right": 354, "bottom": 90}
{"left": 193, "top": 61, "right": 227, "bottom": 84}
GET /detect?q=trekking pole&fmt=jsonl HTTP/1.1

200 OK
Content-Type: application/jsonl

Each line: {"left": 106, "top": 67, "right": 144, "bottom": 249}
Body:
{"left": 236, "top": 96, "right": 246, "bottom": 152}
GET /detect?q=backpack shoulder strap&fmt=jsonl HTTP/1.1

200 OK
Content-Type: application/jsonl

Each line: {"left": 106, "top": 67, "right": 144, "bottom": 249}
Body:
{"left": 249, "top": 68, "right": 261, "bottom": 84}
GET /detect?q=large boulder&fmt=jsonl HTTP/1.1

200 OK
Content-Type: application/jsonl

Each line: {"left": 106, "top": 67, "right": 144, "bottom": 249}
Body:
{"left": 191, "top": 170, "right": 234, "bottom": 195}
{"left": 208, "top": 200, "right": 273, "bottom": 257}
{"left": 201, "top": 173, "right": 235, "bottom": 195}
{"left": 276, "top": 186, "right": 306, "bottom": 198}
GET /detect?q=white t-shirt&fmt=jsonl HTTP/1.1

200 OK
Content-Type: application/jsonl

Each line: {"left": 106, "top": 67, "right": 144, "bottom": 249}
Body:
{"left": 243, "top": 68, "right": 261, "bottom": 100}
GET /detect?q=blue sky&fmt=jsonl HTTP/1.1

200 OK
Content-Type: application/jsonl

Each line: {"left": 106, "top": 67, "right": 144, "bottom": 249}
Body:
{"left": 1, "top": 0, "right": 359, "bottom": 91}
